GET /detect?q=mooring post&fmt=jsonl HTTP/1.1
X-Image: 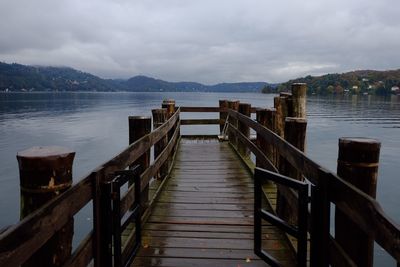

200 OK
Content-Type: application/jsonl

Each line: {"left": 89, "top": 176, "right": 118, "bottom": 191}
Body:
{"left": 256, "top": 108, "right": 275, "bottom": 168}
{"left": 238, "top": 103, "right": 251, "bottom": 158}
{"left": 129, "top": 116, "right": 151, "bottom": 207}
{"left": 335, "top": 137, "right": 381, "bottom": 267}
{"left": 280, "top": 92, "right": 293, "bottom": 117}
{"left": 152, "top": 109, "right": 168, "bottom": 179}
{"left": 276, "top": 118, "right": 307, "bottom": 224}
{"left": 17, "top": 146, "right": 75, "bottom": 267}
{"left": 291, "top": 83, "right": 307, "bottom": 118}
{"left": 227, "top": 100, "right": 240, "bottom": 147}
{"left": 162, "top": 99, "right": 176, "bottom": 118}
{"left": 274, "top": 95, "right": 289, "bottom": 166}
{"left": 219, "top": 100, "right": 228, "bottom": 134}
{"left": 161, "top": 99, "right": 176, "bottom": 165}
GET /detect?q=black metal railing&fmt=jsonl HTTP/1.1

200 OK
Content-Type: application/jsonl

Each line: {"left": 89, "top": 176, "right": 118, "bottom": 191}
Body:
{"left": 102, "top": 166, "right": 142, "bottom": 267}
{"left": 254, "top": 167, "right": 309, "bottom": 267}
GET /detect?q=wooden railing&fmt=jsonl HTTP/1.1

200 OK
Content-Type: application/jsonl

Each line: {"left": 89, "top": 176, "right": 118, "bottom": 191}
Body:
{"left": 178, "top": 97, "right": 400, "bottom": 266}
{"left": 225, "top": 108, "right": 400, "bottom": 266}
{"left": 0, "top": 107, "right": 181, "bottom": 267}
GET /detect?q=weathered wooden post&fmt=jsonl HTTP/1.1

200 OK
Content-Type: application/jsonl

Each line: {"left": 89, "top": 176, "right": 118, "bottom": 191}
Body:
{"left": 219, "top": 100, "right": 228, "bottom": 134}
{"left": 152, "top": 109, "right": 168, "bottom": 179}
{"left": 17, "top": 146, "right": 75, "bottom": 267}
{"left": 227, "top": 100, "right": 240, "bottom": 147}
{"left": 237, "top": 103, "right": 251, "bottom": 157}
{"left": 335, "top": 137, "right": 381, "bottom": 267}
{"left": 273, "top": 96, "right": 289, "bottom": 166}
{"left": 276, "top": 84, "right": 307, "bottom": 223}
{"left": 256, "top": 108, "right": 275, "bottom": 168}
{"left": 276, "top": 118, "right": 307, "bottom": 224}
{"left": 161, "top": 99, "right": 176, "bottom": 166}
{"left": 162, "top": 99, "right": 176, "bottom": 118}
{"left": 129, "top": 116, "right": 151, "bottom": 207}
{"left": 291, "top": 83, "right": 307, "bottom": 118}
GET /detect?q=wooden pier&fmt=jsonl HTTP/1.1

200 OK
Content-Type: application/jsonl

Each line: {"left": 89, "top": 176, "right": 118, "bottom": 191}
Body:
{"left": 133, "top": 139, "right": 295, "bottom": 267}
{"left": 1, "top": 85, "right": 400, "bottom": 267}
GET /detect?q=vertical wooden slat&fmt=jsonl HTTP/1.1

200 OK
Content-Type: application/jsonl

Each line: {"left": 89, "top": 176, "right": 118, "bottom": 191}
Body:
{"left": 219, "top": 100, "right": 228, "bottom": 134}
{"left": 152, "top": 109, "right": 168, "bottom": 180}
{"left": 227, "top": 100, "right": 240, "bottom": 147}
{"left": 128, "top": 116, "right": 151, "bottom": 208}
{"left": 256, "top": 108, "right": 276, "bottom": 168}
{"left": 277, "top": 117, "right": 307, "bottom": 224}
{"left": 162, "top": 99, "right": 177, "bottom": 165}
{"left": 93, "top": 168, "right": 112, "bottom": 267}
{"left": 238, "top": 103, "right": 251, "bottom": 158}
{"left": 310, "top": 173, "right": 330, "bottom": 267}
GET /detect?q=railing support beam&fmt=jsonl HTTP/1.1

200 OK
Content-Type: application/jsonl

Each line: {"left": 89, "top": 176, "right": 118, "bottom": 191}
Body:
{"left": 256, "top": 108, "right": 275, "bottom": 168}
{"left": 129, "top": 116, "right": 151, "bottom": 208}
{"left": 219, "top": 100, "right": 228, "bottom": 134}
{"left": 238, "top": 103, "right": 251, "bottom": 158}
{"left": 152, "top": 109, "right": 168, "bottom": 180}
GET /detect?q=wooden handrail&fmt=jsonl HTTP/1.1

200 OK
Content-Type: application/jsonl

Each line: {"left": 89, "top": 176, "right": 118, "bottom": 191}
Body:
{"left": 227, "top": 123, "right": 277, "bottom": 172}
{"left": 228, "top": 109, "right": 325, "bottom": 185}
{"left": 227, "top": 108, "right": 400, "bottom": 262}
{"left": 0, "top": 175, "right": 93, "bottom": 266}
{"left": 0, "top": 108, "right": 181, "bottom": 267}
{"left": 180, "top": 106, "right": 258, "bottom": 113}
{"left": 95, "top": 108, "right": 180, "bottom": 178}
{"left": 119, "top": 120, "right": 181, "bottom": 216}
{"left": 181, "top": 119, "right": 221, "bottom": 125}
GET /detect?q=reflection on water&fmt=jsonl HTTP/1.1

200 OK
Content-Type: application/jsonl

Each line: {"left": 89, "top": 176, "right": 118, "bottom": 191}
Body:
{"left": 0, "top": 92, "right": 399, "bottom": 264}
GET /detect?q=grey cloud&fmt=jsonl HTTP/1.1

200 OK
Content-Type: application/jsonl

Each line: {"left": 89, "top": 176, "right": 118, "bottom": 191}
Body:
{"left": 0, "top": 0, "right": 399, "bottom": 84}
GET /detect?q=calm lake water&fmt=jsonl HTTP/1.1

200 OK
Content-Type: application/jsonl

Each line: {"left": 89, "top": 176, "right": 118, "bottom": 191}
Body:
{"left": 1, "top": 92, "right": 399, "bottom": 265}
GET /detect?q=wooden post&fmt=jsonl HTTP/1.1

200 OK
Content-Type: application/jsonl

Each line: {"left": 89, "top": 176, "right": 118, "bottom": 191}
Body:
{"left": 152, "top": 109, "right": 168, "bottom": 179}
{"left": 227, "top": 100, "right": 240, "bottom": 147}
{"left": 292, "top": 83, "right": 307, "bottom": 118}
{"left": 276, "top": 118, "right": 307, "bottom": 224}
{"left": 335, "top": 137, "right": 381, "bottom": 267}
{"left": 129, "top": 116, "right": 151, "bottom": 207}
{"left": 162, "top": 99, "right": 176, "bottom": 118}
{"left": 219, "top": 100, "right": 228, "bottom": 134}
{"left": 161, "top": 99, "right": 177, "bottom": 165}
{"left": 256, "top": 108, "right": 275, "bottom": 168}
{"left": 274, "top": 96, "right": 289, "bottom": 166}
{"left": 238, "top": 103, "right": 251, "bottom": 158}
{"left": 17, "top": 146, "right": 75, "bottom": 267}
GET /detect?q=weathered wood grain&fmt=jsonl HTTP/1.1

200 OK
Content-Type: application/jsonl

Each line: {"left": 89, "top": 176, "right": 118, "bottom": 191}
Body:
{"left": 132, "top": 139, "right": 296, "bottom": 267}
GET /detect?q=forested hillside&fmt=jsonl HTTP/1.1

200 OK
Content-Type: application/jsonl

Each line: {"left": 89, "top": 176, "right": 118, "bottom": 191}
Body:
{"left": 277, "top": 70, "right": 400, "bottom": 95}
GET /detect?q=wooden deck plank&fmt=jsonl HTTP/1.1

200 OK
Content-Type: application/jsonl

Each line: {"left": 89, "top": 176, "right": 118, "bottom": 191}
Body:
{"left": 132, "top": 138, "right": 296, "bottom": 267}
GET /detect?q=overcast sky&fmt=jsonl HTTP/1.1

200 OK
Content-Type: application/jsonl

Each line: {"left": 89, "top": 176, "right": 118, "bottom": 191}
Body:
{"left": 0, "top": 0, "right": 399, "bottom": 84}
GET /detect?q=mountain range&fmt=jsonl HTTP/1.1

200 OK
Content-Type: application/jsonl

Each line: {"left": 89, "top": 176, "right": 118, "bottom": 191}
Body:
{"left": 2, "top": 62, "right": 399, "bottom": 95}
{"left": 0, "top": 62, "right": 270, "bottom": 92}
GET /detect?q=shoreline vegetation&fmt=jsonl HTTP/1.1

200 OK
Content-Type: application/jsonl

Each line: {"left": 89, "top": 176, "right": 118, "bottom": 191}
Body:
{"left": 1, "top": 62, "right": 399, "bottom": 95}
{"left": 271, "top": 69, "right": 400, "bottom": 96}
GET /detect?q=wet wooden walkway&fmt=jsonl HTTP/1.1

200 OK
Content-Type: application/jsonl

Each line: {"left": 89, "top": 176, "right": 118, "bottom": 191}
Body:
{"left": 132, "top": 138, "right": 295, "bottom": 267}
